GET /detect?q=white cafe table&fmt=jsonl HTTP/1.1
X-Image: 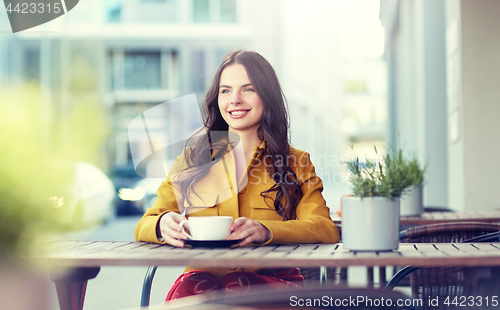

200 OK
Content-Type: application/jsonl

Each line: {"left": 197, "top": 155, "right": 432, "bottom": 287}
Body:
{"left": 40, "top": 240, "right": 500, "bottom": 310}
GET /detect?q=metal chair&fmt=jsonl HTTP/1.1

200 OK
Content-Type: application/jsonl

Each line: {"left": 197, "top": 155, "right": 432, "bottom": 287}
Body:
{"left": 141, "top": 266, "right": 158, "bottom": 307}
{"left": 388, "top": 207, "right": 455, "bottom": 286}
{"left": 386, "top": 222, "right": 500, "bottom": 306}
{"left": 400, "top": 207, "right": 454, "bottom": 232}
{"left": 398, "top": 222, "right": 500, "bottom": 243}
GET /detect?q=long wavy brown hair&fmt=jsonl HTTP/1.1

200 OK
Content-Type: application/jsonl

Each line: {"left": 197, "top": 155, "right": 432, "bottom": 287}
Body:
{"left": 176, "top": 50, "right": 303, "bottom": 220}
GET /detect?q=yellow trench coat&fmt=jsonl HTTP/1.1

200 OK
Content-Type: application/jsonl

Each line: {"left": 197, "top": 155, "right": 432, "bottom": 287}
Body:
{"left": 134, "top": 141, "right": 340, "bottom": 278}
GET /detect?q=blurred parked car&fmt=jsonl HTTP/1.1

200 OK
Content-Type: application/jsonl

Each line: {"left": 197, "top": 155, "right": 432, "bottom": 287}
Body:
{"left": 110, "top": 163, "right": 144, "bottom": 215}
{"left": 72, "top": 162, "right": 116, "bottom": 225}
{"left": 46, "top": 161, "right": 116, "bottom": 228}
{"left": 135, "top": 177, "right": 163, "bottom": 213}
{"left": 110, "top": 164, "right": 162, "bottom": 215}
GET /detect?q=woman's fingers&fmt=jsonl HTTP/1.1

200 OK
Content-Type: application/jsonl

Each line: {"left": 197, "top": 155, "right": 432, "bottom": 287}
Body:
{"left": 227, "top": 217, "right": 251, "bottom": 239}
{"left": 161, "top": 233, "right": 185, "bottom": 248}
{"left": 159, "top": 212, "right": 189, "bottom": 247}
{"left": 166, "top": 217, "right": 181, "bottom": 232}
{"left": 237, "top": 227, "right": 263, "bottom": 246}
{"left": 229, "top": 217, "right": 246, "bottom": 231}
{"left": 227, "top": 217, "right": 271, "bottom": 246}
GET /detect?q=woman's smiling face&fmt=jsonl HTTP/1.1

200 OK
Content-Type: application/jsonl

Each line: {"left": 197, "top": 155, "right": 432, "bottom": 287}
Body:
{"left": 218, "top": 64, "right": 264, "bottom": 136}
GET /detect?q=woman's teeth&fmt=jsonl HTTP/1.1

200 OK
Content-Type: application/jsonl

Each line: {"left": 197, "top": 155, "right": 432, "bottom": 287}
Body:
{"left": 230, "top": 111, "right": 247, "bottom": 115}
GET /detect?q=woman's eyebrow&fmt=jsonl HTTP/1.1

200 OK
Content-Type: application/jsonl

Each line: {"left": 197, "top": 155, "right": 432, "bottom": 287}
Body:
{"left": 219, "top": 83, "right": 253, "bottom": 88}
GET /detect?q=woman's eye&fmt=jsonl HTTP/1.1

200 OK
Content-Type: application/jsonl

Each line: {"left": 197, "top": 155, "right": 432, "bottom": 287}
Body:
{"left": 221, "top": 89, "right": 230, "bottom": 94}
{"left": 244, "top": 88, "right": 255, "bottom": 92}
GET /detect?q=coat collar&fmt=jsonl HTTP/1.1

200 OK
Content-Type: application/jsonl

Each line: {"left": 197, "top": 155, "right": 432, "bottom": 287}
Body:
{"left": 253, "top": 139, "right": 266, "bottom": 159}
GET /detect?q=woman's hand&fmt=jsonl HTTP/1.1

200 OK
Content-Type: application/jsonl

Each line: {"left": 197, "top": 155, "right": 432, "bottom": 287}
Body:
{"left": 227, "top": 217, "right": 271, "bottom": 247}
{"left": 157, "top": 212, "right": 189, "bottom": 247}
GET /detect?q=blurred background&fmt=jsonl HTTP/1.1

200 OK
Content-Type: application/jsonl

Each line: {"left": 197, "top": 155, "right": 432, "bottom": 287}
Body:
{"left": 1, "top": 0, "right": 499, "bottom": 309}
{"left": 0, "top": 0, "right": 388, "bottom": 219}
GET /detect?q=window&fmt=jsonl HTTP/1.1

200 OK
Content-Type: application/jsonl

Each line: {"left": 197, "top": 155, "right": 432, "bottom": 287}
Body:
{"left": 109, "top": 50, "right": 166, "bottom": 90}
{"left": 123, "top": 51, "right": 161, "bottom": 89}
{"left": 193, "top": 0, "right": 210, "bottom": 23}
{"left": 192, "top": 0, "right": 236, "bottom": 23}
{"left": 24, "top": 48, "right": 40, "bottom": 81}
{"left": 135, "top": 0, "right": 178, "bottom": 23}
{"left": 191, "top": 50, "right": 206, "bottom": 93}
{"left": 220, "top": 0, "right": 236, "bottom": 23}
{"left": 108, "top": 49, "right": 178, "bottom": 92}
{"left": 107, "top": 5, "right": 121, "bottom": 23}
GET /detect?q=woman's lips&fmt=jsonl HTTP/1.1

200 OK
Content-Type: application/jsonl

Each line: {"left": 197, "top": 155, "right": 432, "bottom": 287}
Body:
{"left": 228, "top": 110, "right": 250, "bottom": 118}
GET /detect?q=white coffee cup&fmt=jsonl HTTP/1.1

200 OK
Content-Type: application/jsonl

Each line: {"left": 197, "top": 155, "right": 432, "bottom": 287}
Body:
{"left": 179, "top": 216, "right": 233, "bottom": 240}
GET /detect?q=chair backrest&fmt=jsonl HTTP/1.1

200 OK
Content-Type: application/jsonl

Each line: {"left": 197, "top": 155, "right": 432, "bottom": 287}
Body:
{"left": 400, "top": 222, "right": 500, "bottom": 243}
{"left": 394, "top": 221, "right": 500, "bottom": 306}
{"left": 423, "top": 206, "right": 454, "bottom": 213}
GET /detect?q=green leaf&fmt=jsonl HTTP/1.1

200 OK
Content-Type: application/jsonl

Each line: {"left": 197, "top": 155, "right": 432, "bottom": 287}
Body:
{"left": 345, "top": 142, "right": 427, "bottom": 198}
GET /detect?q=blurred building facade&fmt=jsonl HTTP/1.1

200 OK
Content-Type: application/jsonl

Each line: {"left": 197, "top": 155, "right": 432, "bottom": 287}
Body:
{"left": 380, "top": 0, "right": 500, "bottom": 211}
{"left": 1, "top": 0, "right": 252, "bottom": 173}
{"left": 1, "top": 0, "right": 388, "bottom": 211}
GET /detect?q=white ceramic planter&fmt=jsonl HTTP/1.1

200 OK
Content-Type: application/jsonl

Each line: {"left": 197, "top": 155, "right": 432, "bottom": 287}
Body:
{"left": 400, "top": 185, "right": 423, "bottom": 216}
{"left": 341, "top": 197, "right": 400, "bottom": 251}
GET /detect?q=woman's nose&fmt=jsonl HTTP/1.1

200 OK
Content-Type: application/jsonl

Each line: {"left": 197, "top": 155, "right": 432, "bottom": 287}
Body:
{"left": 230, "top": 92, "right": 242, "bottom": 104}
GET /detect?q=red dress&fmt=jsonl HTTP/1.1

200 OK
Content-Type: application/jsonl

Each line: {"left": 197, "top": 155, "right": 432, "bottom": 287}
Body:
{"left": 166, "top": 268, "right": 304, "bottom": 301}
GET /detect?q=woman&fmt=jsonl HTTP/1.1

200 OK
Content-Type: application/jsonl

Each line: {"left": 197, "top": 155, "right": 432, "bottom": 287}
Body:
{"left": 134, "top": 50, "right": 339, "bottom": 300}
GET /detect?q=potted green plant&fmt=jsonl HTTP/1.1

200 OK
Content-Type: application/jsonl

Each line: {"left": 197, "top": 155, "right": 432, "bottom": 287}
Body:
{"left": 342, "top": 146, "right": 414, "bottom": 251}
{"left": 399, "top": 155, "right": 427, "bottom": 216}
